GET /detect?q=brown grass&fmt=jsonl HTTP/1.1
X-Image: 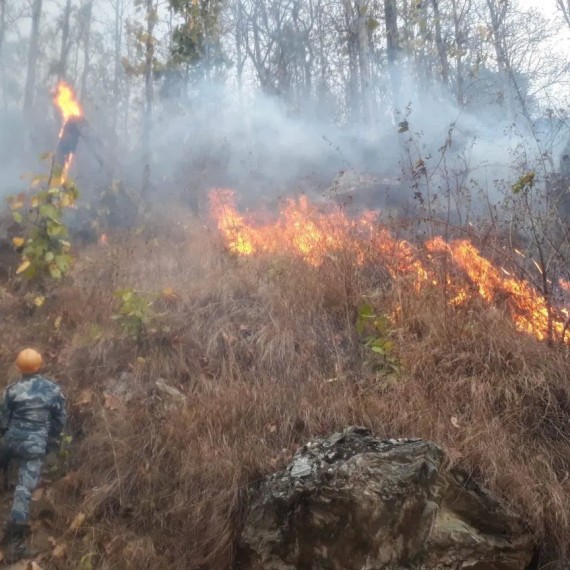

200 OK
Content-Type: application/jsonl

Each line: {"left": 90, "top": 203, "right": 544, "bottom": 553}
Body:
{"left": 1, "top": 208, "right": 570, "bottom": 569}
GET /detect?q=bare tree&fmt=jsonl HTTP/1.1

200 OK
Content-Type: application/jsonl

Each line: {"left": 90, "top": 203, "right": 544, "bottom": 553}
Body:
{"left": 23, "top": 0, "right": 43, "bottom": 115}
{"left": 80, "top": 0, "right": 93, "bottom": 96}
{"left": 384, "top": 0, "right": 400, "bottom": 108}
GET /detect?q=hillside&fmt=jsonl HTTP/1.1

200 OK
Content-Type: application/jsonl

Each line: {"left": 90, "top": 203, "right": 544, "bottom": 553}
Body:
{"left": 0, "top": 190, "right": 568, "bottom": 568}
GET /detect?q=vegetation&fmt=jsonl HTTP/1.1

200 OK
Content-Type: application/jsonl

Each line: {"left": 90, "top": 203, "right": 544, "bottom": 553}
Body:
{"left": 9, "top": 159, "right": 78, "bottom": 281}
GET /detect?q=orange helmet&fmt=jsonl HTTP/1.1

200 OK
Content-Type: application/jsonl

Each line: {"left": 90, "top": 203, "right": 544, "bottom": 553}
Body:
{"left": 16, "top": 348, "right": 43, "bottom": 374}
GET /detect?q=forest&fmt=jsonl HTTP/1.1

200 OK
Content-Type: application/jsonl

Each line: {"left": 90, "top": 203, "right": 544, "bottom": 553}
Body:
{"left": 1, "top": 0, "right": 570, "bottom": 569}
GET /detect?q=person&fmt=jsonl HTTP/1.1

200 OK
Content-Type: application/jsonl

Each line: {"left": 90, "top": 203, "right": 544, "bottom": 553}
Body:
{"left": 0, "top": 348, "right": 67, "bottom": 563}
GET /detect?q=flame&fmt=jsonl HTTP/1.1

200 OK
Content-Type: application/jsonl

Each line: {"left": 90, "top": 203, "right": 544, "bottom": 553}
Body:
{"left": 210, "top": 189, "right": 570, "bottom": 344}
{"left": 53, "top": 81, "right": 83, "bottom": 127}
{"left": 52, "top": 82, "right": 83, "bottom": 184}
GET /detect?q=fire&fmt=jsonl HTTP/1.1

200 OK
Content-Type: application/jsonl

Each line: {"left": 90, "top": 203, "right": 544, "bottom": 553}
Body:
{"left": 53, "top": 81, "right": 83, "bottom": 126}
{"left": 51, "top": 82, "right": 83, "bottom": 185}
{"left": 210, "top": 189, "right": 570, "bottom": 344}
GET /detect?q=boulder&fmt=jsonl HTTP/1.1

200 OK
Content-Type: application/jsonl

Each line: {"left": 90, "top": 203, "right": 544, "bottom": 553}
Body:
{"left": 237, "top": 426, "right": 533, "bottom": 570}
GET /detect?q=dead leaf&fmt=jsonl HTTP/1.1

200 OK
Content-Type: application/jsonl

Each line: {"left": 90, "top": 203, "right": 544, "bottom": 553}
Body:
{"left": 31, "top": 487, "right": 44, "bottom": 502}
{"left": 451, "top": 416, "right": 461, "bottom": 429}
{"left": 54, "top": 315, "right": 62, "bottom": 330}
{"left": 28, "top": 561, "right": 43, "bottom": 570}
{"left": 16, "top": 259, "right": 31, "bottom": 274}
{"left": 103, "top": 392, "right": 122, "bottom": 410}
{"left": 47, "top": 537, "right": 57, "bottom": 547}
{"left": 69, "top": 512, "right": 86, "bottom": 531}
{"left": 51, "top": 542, "right": 67, "bottom": 559}
{"left": 74, "top": 390, "right": 93, "bottom": 407}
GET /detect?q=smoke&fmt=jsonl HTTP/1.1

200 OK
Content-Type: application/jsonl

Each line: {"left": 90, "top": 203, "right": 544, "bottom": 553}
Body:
{"left": 1, "top": 74, "right": 569, "bottom": 227}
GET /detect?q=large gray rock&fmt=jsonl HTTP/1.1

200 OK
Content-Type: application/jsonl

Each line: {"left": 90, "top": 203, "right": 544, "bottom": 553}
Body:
{"left": 237, "top": 427, "right": 533, "bottom": 570}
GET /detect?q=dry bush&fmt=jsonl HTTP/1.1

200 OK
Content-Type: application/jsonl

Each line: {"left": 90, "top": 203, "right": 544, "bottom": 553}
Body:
{"left": 1, "top": 209, "right": 570, "bottom": 568}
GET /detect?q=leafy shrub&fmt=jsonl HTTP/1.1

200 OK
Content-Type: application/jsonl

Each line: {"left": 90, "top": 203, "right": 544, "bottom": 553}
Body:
{"left": 9, "top": 159, "right": 79, "bottom": 280}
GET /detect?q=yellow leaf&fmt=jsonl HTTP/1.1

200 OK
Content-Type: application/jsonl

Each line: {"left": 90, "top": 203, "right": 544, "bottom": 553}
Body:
{"left": 31, "top": 196, "right": 40, "bottom": 208}
{"left": 69, "top": 512, "right": 86, "bottom": 531}
{"left": 34, "top": 296, "right": 45, "bottom": 307}
{"left": 73, "top": 390, "right": 93, "bottom": 407}
{"left": 16, "top": 259, "right": 31, "bottom": 274}
{"left": 12, "top": 237, "right": 25, "bottom": 248}
{"left": 54, "top": 316, "right": 62, "bottom": 330}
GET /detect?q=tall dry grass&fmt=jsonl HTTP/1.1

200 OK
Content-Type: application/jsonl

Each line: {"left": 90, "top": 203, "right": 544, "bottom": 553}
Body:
{"left": 1, "top": 208, "right": 569, "bottom": 568}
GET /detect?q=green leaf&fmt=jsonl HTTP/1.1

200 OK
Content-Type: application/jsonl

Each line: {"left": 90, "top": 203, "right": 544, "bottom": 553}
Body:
{"left": 39, "top": 204, "right": 59, "bottom": 221}
{"left": 49, "top": 265, "right": 62, "bottom": 279}
{"left": 12, "top": 212, "right": 23, "bottom": 224}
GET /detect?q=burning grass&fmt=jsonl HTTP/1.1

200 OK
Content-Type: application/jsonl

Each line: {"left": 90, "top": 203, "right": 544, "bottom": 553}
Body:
{"left": 1, "top": 202, "right": 570, "bottom": 568}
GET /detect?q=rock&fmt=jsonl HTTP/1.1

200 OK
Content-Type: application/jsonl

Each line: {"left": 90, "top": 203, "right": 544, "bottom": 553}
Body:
{"left": 237, "top": 427, "right": 533, "bottom": 570}
{"left": 154, "top": 378, "right": 186, "bottom": 403}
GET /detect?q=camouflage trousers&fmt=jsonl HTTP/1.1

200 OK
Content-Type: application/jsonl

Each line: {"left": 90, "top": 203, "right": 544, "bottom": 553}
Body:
{"left": 0, "top": 439, "right": 44, "bottom": 524}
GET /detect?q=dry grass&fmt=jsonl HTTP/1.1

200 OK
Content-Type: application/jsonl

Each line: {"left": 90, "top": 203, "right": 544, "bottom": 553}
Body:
{"left": 1, "top": 207, "right": 570, "bottom": 568}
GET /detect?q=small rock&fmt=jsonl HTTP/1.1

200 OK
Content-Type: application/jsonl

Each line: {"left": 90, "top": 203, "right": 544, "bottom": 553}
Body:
{"left": 154, "top": 378, "right": 186, "bottom": 402}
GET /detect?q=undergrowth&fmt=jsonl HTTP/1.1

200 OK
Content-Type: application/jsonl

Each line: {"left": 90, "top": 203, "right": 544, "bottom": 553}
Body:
{"left": 0, "top": 208, "right": 568, "bottom": 569}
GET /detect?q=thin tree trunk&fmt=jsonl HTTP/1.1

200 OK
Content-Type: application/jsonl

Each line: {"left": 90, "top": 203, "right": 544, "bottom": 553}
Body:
{"left": 142, "top": 0, "right": 156, "bottom": 196}
{"left": 451, "top": 0, "right": 465, "bottom": 106}
{"left": 80, "top": 1, "right": 92, "bottom": 96}
{"left": 23, "top": 0, "right": 43, "bottom": 115}
{"left": 384, "top": 0, "right": 400, "bottom": 109}
{"left": 485, "top": 0, "right": 513, "bottom": 118}
{"left": 58, "top": 0, "right": 72, "bottom": 81}
{"left": 343, "top": 0, "right": 360, "bottom": 121}
{"left": 356, "top": 0, "right": 375, "bottom": 122}
{"left": 431, "top": 0, "right": 450, "bottom": 86}
{"left": 112, "top": 0, "right": 124, "bottom": 137}
{"left": 0, "top": 0, "right": 6, "bottom": 65}
{"left": 557, "top": 0, "right": 570, "bottom": 29}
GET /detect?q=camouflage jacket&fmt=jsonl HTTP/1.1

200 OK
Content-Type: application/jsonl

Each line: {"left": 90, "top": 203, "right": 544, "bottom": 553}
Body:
{"left": 0, "top": 375, "right": 67, "bottom": 452}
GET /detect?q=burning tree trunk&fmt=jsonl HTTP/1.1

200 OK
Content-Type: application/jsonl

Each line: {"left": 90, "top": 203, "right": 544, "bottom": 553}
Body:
{"left": 23, "top": 0, "right": 43, "bottom": 116}
{"left": 51, "top": 82, "right": 84, "bottom": 186}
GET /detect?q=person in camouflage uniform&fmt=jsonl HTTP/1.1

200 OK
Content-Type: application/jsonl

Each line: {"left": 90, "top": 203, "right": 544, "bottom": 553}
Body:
{"left": 0, "top": 348, "right": 66, "bottom": 562}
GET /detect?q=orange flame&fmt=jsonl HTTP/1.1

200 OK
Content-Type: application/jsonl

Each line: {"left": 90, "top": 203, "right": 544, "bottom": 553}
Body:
{"left": 53, "top": 81, "right": 83, "bottom": 126}
{"left": 210, "top": 189, "right": 570, "bottom": 344}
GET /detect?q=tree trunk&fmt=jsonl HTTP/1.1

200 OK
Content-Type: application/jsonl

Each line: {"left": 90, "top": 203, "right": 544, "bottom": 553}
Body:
{"left": 112, "top": 0, "right": 124, "bottom": 137}
{"left": 23, "top": 0, "right": 43, "bottom": 115}
{"left": 384, "top": 0, "right": 400, "bottom": 109}
{"left": 431, "top": 0, "right": 450, "bottom": 86}
{"left": 343, "top": 0, "right": 360, "bottom": 122}
{"left": 80, "top": 1, "right": 93, "bottom": 96}
{"left": 356, "top": 0, "right": 375, "bottom": 122}
{"left": 485, "top": 0, "right": 513, "bottom": 118}
{"left": 451, "top": 0, "right": 465, "bottom": 107}
{"left": 58, "top": 0, "right": 72, "bottom": 81}
{"left": 556, "top": 0, "right": 570, "bottom": 29}
{"left": 142, "top": 0, "right": 156, "bottom": 196}
{"left": 0, "top": 0, "right": 6, "bottom": 65}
